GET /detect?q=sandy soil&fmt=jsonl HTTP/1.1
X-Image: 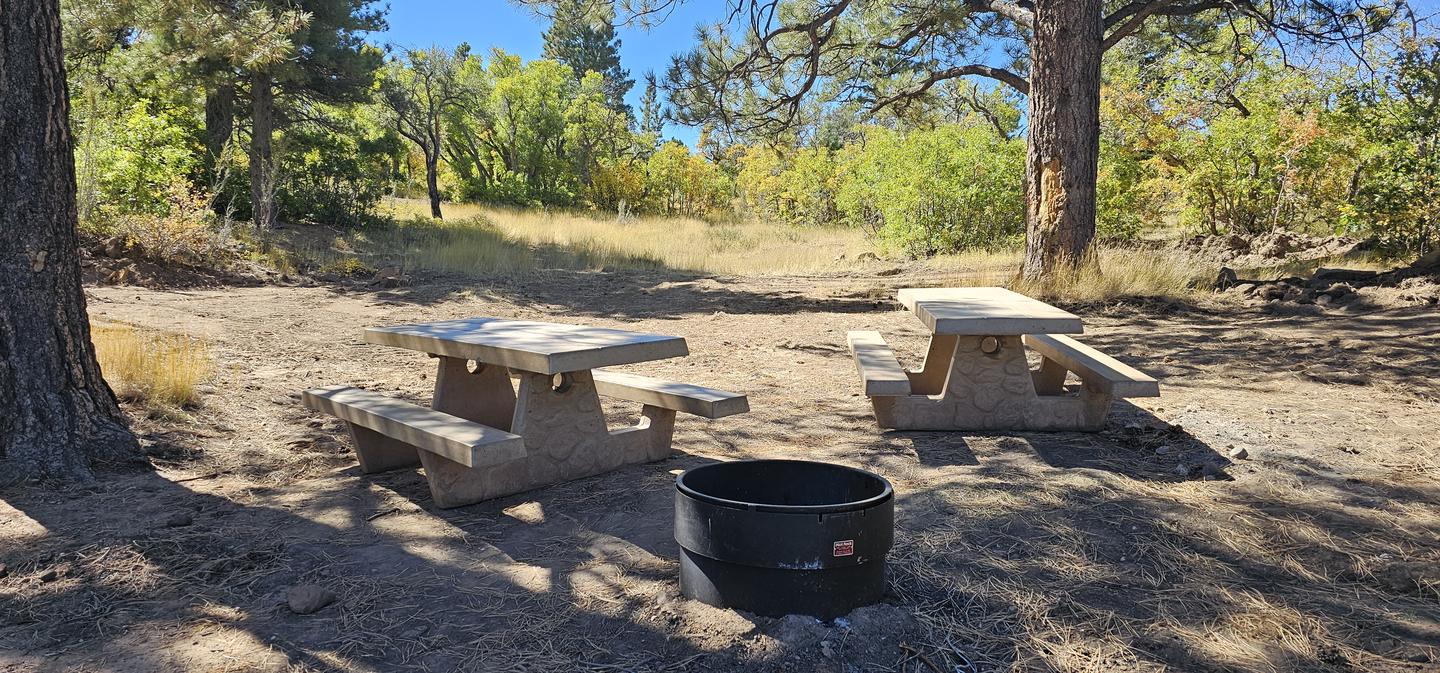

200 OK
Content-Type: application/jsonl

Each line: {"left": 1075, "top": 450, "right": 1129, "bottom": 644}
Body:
{"left": 2, "top": 267, "right": 1438, "bottom": 673}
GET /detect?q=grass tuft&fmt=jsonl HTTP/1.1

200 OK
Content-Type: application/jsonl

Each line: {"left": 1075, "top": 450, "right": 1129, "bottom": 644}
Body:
{"left": 92, "top": 323, "right": 212, "bottom": 409}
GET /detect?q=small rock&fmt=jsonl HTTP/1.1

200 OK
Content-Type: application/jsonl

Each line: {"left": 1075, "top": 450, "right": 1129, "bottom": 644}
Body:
{"left": 1321, "top": 282, "right": 1354, "bottom": 298}
{"left": 1173, "top": 463, "right": 1193, "bottom": 477}
{"left": 1228, "top": 447, "right": 1249, "bottom": 460}
{"left": 1154, "top": 445, "right": 1171, "bottom": 455}
{"left": 820, "top": 640, "right": 837, "bottom": 658}
{"left": 39, "top": 569, "right": 58, "bottom": 583}
{"left": 1257, "top": 283, "right": 1289, "bottom": 301}
{"left": 287, "top": 584, "right": 336, "bottom": 615}
{"left": 164, "top": 512, "right": 194, "bottom": 528}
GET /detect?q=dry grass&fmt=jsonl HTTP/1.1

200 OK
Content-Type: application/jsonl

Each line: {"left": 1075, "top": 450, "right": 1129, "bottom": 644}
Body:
{"left": 379, "top": 198, "right": 874, "bottom": 275}
{"left": 925, "top": 246, "right": 1215, "bottom": 302}
{"left": 259, "top": 198, "right": 1226, "bottom": 300}
{"left": 91, "top": 323, "right": 212, "bottom": 409}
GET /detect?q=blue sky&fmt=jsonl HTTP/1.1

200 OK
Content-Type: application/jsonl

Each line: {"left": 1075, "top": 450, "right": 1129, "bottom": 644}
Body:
{"left": 375, "top": 1, "right": 719, "bottom": 145}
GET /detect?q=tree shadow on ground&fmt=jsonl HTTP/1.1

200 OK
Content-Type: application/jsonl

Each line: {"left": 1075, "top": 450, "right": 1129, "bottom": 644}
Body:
{"left": 1077, "top": 303, "right": 1440, "bottom": 398}
{"left": 0, "top": 459, "right": 754, "bottom": 672}
{"left": 4, "top": 406, "right": 1437, "bottom": 673}
{"left": 316, "top": 266, "right": 891, "bottom": 320}
{"left": 883, "top": 447, "right": 1440, "bottom": 672}
{"left": 884, "top": 402, "right": 1231, "bottom": 483}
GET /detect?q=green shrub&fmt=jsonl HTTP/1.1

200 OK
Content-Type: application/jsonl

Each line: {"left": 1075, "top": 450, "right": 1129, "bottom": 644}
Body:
{"left": 837, "top": 125, "right": 1025, "bottom": 256}
{"left": 275, "top": 122, "right": 392, "bottom": 226}
{"left": 83, "top": 100, "right": 199, "bottom": 221}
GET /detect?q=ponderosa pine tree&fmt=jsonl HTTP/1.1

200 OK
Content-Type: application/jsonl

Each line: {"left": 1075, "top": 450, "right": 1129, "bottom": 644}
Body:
{"left": 542, "top": 0, "right": 634, "bottom": 116}
{"left": 2, "top": 0, "right": 140, "bottom": 483}
{"left": 246, "top": 0, "right": 386, "bottom": 229}
{"left": 650, "top": 0, "right": 1399, "bottom": 281}
{"left": 639, "top": 71, "right": 665, "bottom": 144}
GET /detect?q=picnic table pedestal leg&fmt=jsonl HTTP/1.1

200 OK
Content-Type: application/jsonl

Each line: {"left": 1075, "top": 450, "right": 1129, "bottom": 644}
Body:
{"left": 907, "top": 334, "right": 958, "bottom": 395}
{"left": 419, "top": 358, "right": 678, "bottom": 508}
{"left": 420, "top": 356, "right": 524, "bottom": 507}
{"left": 873, "top": 336, "right": 1112, "bottom": 431}
{"left": 347, "top": 425, "right": 420, "bottom": 473}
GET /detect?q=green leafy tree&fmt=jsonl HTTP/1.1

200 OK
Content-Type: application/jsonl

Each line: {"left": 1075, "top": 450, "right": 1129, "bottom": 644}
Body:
{"left": 1342, "top": 26, "right": 1440, "bottom": 261}
{"left": 378, "top": 45, "right": 465, "bottom": 218}
{"left": 644, "top": 140, "right": 725, "bottom": 216}
{"left": 566, "top": 71, "right": 633, "bottom": 188}
{"left": 648, "top": 0, "right": 1397, "bottom": 280}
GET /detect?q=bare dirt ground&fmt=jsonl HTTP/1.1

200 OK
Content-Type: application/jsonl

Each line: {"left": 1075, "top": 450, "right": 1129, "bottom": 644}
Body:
{"left": 3, "top": 267, "right": 1439, "bottom": 673}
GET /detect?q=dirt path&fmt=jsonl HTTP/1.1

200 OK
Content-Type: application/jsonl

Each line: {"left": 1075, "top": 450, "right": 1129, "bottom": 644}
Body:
{"left": 3, "top": 270, "right": 1438, "bottom": 673}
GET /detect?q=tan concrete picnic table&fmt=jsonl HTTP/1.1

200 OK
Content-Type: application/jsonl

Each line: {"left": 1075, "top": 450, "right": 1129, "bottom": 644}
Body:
{"left": 847, "top": 287, "right": 1159, "bottom": 431}
{"left": 304, "top": 318, "right": 747, "bottom": 507}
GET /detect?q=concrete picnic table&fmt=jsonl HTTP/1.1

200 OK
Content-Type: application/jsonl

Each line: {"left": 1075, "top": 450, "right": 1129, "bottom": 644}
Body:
{"left": 304, "top": 318, "right": 748, "bottom": 507}
{"left": 847, "top": 287, "right": 1159, "bottom": 431}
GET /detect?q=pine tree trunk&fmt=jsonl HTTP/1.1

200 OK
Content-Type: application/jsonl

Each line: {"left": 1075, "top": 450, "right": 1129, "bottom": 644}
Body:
{"left": 249, "top": 71, "right": 276, "bottom": 230}
{"left": 204, "top": 83, "right": 235, "bottom": 176}
{"left": 425, "top": 150, "right": 444, "bottom": 219}
{"left": 1, "top": 0, "right": 138, "bottom": 484}
{"left": 1020, "top": 0, "right": 1103, "bottom": 281}
{"left": 204, "top": 82, "right": 234, "bottom": 167}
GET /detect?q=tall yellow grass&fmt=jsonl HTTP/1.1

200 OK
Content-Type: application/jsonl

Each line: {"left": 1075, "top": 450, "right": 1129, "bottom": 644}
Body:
{"left": 923, "top": 247, "right": 1214, "bottom": 301}
{"left": 272, "top": 198, "right": 1220, "bottom": 300}
{"left": 378, "top": 199, "right": 875, "bottom": 275}
{"left": 91, "top": 324, "right": 212, "bottom": 408}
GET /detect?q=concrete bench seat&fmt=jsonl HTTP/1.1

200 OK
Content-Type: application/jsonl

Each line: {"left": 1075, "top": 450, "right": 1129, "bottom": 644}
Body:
{"left": 302, "top": 385, "right": 526, "bottom": 472}
{"left": 846, "top": 331, "right": 912, "bottom": 397}
{"left": 592, "top": 369, "right": 749, "bottom": 418}
{"left": 1022, "top": 333, "right": 1160, "bottom": 398}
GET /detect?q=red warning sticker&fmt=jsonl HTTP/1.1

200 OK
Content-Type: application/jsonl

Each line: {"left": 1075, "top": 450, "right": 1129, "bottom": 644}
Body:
{"left": 833, "top": 540, "right": 855, "bottom": 557}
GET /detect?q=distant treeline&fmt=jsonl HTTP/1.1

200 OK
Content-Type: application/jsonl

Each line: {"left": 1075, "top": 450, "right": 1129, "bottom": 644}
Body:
{"left": 67, "top": 1, "right": 1438, "bottom": 258}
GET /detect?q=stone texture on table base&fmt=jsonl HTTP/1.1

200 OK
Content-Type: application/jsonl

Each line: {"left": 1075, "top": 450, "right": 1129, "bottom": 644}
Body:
{"left": 870, "top": 335, "right": 1115, "bottom": 431}
{"left": 421, "top": 357, "right": 676, "bottom": 508}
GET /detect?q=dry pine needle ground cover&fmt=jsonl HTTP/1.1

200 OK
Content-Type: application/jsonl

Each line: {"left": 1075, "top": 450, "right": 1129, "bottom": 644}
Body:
{"left": 1, "top": 266, "right": 1438, "bottom": 673}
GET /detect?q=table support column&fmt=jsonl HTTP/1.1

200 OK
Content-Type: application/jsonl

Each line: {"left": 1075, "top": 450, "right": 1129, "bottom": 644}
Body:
{"left": 907, "top": 334, "right": 958, "bottom": 395}
{"left": 421, "top": 365, "right": 667, "bottom": 507}
{"left": 876, "top": 335, "right": 1112, "bottom": 431}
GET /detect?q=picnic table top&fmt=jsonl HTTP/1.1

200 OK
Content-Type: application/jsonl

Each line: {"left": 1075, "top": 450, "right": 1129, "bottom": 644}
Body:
{"left": 896, "top": 287, "right": 1084, "bottom": 336}
{"left": 364, "top": 318, "right": 689, "bottom": 374}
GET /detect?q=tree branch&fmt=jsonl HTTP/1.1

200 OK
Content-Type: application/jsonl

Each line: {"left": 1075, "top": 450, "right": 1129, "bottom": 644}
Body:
{"left": 869, "top": 64, "right": 1029, "bottom": 113}
{"left": 967, "top": 0, "right": 1035, "bottom": 30}
{"left": 1103, "top": 0, "right": 1228, "bottom": 50}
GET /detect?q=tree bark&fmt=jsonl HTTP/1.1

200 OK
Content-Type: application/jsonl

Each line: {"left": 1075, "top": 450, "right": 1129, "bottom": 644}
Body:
{"left": 249, "top": 71, "right": 276, "bottom": 230}
{"left": 204, "top": 82, "right": 235, "bottom": 216}
{"left": 204, "top": 82, "right": 235, "bottom": 176}
{"left": 424, "top": 149, "right": 443, "bottom": 219}
{"left": 1, "top": 0, "right": 138, "bottom": 483}
{"left": 1020, "top": 0, "right": 1103, "bottom": 281}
